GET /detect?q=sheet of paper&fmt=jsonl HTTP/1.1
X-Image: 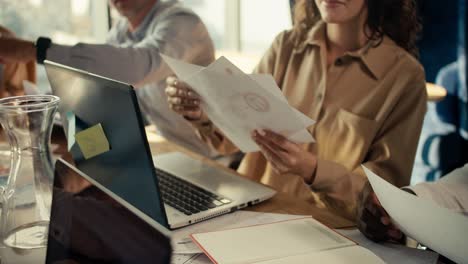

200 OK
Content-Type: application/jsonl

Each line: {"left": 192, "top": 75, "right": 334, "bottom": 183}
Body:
{"left": 162, "top": 55, "right": 315, "bottom": 152}
{"left": 363, "top": 166, "right": 468, "bottom": 264}
{"left": 162, "top": 54, "right": 205, "bottom": 80}
{"left": 256, "top": 245, "right": 384, "bottom": 264}
{"left": 75, "top": 123, "right": 110, "bottom": 159}
{"left": 250, "top": 74, "right": 315, "bottom": 143}
{"left": 337, "top": 229, "right": 438, "bottom": 264}
{"left": 171, "top": 211, "right": 307, "bottom": 254}
{"left": 191, "top": 217, "right": 355, "bottom": 264}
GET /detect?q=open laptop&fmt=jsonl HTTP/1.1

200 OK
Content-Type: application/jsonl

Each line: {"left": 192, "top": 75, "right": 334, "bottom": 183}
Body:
{"left": 44, "top": 61, "right": 276, "bottom": 229}
{"left": 46, "top": 158, "right": 172, "bottom": 264}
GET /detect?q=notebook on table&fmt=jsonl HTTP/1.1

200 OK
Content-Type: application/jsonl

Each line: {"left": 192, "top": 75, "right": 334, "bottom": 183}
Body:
{"left": 190, "top": 217, "right": 384, "bottom": 264}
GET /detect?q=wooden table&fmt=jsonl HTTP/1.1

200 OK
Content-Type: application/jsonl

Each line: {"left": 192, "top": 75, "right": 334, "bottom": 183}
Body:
{"left": 143, "top": 126, "right": 354, "bottom": 229}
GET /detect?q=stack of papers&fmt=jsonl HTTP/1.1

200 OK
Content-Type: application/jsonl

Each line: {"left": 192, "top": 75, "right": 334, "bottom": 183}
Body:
{"left": 161, "top": 55, "right": 315, "bottom": 153}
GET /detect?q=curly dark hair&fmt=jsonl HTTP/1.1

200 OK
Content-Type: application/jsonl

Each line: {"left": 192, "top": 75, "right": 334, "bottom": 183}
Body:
{"left": 292, "top": 0, "right": 422, "bottom": 58}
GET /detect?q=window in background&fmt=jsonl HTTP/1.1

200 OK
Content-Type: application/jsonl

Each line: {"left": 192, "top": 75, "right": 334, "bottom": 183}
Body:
{"left": 0, "top": 0, "right": 108, "bottom": 93}
{"left": 184, "top": 0, "right": 292, "bottom": 72}
{"left": 183, "top": 0, "right": 226, "bottom": 51}
{"left": 109, "top": 0, "right": 292, "bottom": 72}
{"left": 240, "top": 0, "right": 292, "bottom": 56}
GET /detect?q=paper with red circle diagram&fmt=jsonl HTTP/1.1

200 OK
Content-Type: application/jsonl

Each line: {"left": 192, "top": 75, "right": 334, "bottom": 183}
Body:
{"left": 162, "top": 54, "right": 316, "bottom": 152}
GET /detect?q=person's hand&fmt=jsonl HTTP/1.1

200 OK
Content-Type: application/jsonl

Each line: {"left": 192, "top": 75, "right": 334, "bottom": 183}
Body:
{"left": 0, "top": 36, "right": 36, "bottom": 63}
{"left": 357, "top": 181, "right": 404, "bottom": 243}
{"left": 251, "top": 129, "right": 317, "bottom": 183}
{"left": 165, "top": 76, "right": 202, "bottom": 120}
{"left": 0, "top": 28, "right": 15, "bottom": 64}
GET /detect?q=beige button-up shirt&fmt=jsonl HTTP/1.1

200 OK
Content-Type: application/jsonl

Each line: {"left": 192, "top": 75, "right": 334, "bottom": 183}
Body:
{"left": 192, "top": 21, "right": 427, "bottom": 220}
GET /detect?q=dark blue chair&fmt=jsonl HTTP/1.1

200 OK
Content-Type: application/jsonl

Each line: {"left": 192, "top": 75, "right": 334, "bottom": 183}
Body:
{"left": 417, "top": 0, "right": 460, "bottom": 83}
{"left": 412, "top": 0, "right": 467, "bottom": 184}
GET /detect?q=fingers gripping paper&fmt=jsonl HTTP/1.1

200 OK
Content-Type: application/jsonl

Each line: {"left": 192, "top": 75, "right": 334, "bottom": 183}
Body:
{"left": 161, "top": 54, "right": 315, "bottom": 153}
{"left": 363, "top": 166, "right": 468, "bottom": 264}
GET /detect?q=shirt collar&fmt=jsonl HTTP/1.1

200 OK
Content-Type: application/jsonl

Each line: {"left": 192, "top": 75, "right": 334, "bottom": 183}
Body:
{"left": 345, "top": 36, "right": 400, "bottom": 80}
{"left": 295, "top": 21, "right": 401, "bottom": 80}
{"left": 128, "top": 1, "right": 162, "bottom": 39}
{"left": 293, "top": 20, "right": 326, "bottom": 53}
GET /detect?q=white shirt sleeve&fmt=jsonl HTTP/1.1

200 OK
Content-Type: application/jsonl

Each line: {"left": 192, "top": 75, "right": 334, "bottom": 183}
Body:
{"left": 47, "top": 43, "right": 160, "bottom": 85}
{"left": 408, "top": 164, "right": 468, "bottom": 215}
{"left": 46, "top": 10, "right": 213, "bottom": 86}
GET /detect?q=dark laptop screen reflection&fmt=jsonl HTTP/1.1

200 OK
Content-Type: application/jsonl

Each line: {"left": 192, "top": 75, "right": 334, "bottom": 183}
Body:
{"left": 46, "top": 160, "right": 171, "bottom": 264}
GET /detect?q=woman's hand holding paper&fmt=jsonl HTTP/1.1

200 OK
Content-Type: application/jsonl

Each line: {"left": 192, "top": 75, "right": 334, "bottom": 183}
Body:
{"left": 165, "top": 76, "right": 202, "bottom": 120}
{"left": 252, "top": 129, "right": 317, "bottom": 184}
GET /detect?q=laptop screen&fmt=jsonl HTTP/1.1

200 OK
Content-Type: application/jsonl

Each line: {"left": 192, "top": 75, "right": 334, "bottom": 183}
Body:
{"left": 44, "top": 61, "right": 168, "bottom": 227}
{"left": 46, "top": 159, "right": 172, "bottom": 264}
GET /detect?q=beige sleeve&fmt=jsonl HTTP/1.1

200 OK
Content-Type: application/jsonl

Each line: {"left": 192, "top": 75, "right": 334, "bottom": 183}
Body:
{"left": 408, "top": 164, "right": 468, "bottom": 214}
{"left": 311, "top": 70, "right": 427, "bottom": 220}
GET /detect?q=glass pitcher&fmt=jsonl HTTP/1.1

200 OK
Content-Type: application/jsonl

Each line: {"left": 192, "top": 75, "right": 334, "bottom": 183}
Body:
{"left": 0, "top": 95, "right": 59, "bottom": 249}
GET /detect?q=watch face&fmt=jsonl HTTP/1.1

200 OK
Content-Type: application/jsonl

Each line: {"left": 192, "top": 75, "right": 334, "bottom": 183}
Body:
{"left": 36, "top": 37, "right": 52, "bottom": 64}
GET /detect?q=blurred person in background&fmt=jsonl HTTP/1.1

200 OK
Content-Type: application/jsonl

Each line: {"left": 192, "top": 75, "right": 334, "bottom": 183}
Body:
{"left": 0, "top": 25, "right": 35, "bottom": 97}
{"left": 0, "top": 0, "right": 218, "bottom": 158}
{"left": 165, "top": 0, "right": 426, "bottom": 221}
{"left": 411, "top": 0, "right": 467, "bottom": 185}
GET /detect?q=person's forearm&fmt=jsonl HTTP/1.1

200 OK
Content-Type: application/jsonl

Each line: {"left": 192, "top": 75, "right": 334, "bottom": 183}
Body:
{"left": 311, "top": 158, "right": 367, "bottom": 220}
{"left": 408, "top": 182, "right": 468, "bottom": 213}
{"left": 0, "top": 38, "right": 35, "bottom": 63}
{"left": 47, "top": 43, "right": 161, "bottom": 85}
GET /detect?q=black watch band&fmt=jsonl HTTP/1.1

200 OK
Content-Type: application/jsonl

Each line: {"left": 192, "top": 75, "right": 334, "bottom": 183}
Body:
{"left": 35, "top": 37, "right": 52, "bottom": 64}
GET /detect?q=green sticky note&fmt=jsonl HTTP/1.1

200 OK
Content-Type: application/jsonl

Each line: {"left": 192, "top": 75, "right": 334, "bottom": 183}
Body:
{"left": 75, "top": 124, "right": 110, "bottom": 159}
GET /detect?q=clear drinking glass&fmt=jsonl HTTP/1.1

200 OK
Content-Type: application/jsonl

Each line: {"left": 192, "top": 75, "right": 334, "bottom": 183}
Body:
{"left": 0, "top": 95, "right": 59, "bottom": 249}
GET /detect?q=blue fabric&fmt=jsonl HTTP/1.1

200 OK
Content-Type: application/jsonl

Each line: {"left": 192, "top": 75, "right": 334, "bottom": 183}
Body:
{"left": 412, "top": 63, "right": 468, "bottom": 184}
{"left": 417, "top": 0, "right": 459, "bottom": 82}
{"left": 411, "top": 0, "right": 467, "bottom": 184}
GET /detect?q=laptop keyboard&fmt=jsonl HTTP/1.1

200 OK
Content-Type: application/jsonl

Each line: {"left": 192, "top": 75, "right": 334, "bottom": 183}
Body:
{"left": 156, "top": 168, "right": 232, "bottom": 216}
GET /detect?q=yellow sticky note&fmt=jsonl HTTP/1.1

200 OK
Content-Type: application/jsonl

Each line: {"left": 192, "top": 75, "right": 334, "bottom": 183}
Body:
{"left": 75, "top": 124, "right": 110, "bottom": 159}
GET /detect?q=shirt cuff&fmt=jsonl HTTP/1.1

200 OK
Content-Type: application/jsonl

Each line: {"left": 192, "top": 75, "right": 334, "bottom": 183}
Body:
{"left": 310, "top": 158, "right": 348, "bottom": 189}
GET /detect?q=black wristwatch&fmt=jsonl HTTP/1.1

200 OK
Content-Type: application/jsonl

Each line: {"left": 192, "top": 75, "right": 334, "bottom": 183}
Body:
{"left": 35, "top": 37, "right": 52, "bottom": 64}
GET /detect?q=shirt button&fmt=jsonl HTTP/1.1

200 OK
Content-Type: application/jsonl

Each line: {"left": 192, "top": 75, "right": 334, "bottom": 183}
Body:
{"left": 316, "top": 93, "right": 323, "bottom": 101}
{"left": 335, "top": 58, "right": 344, "bottom": 66}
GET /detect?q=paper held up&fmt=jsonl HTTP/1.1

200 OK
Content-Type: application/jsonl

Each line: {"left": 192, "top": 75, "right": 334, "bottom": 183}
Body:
{"left": 363, "top": 166, "right": 468, "bottom": 264}
{"left": 161, "top": 54, "right": 315, "bottom": 153}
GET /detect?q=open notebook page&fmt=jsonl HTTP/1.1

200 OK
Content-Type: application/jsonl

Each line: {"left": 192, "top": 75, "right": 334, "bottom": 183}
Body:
{"left": 191, "top": 217, "right": 380, "bottom": 264}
